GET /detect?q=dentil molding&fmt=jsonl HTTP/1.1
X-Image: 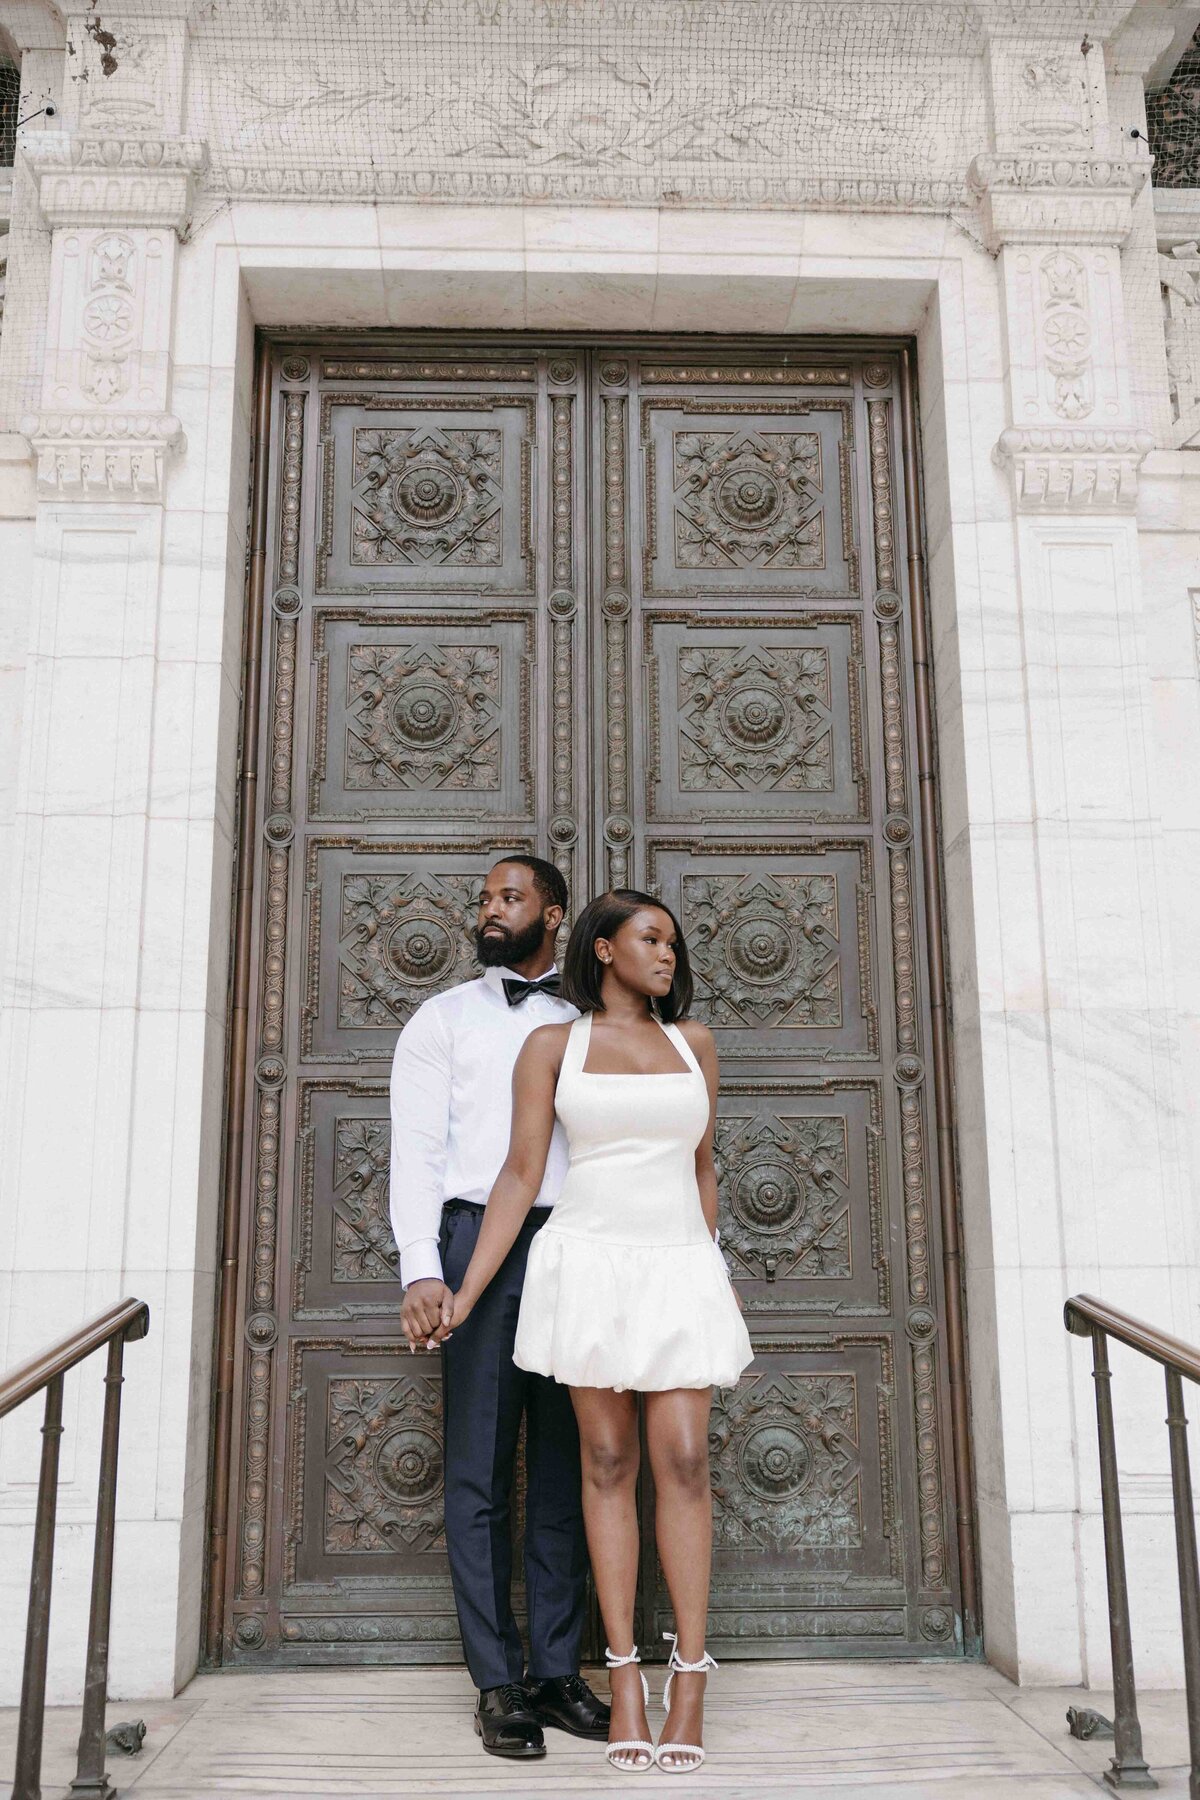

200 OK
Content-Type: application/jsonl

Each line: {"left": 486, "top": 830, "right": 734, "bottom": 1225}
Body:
{"left": 20, "top": 410, "right": 186, "bottom": 501}
{"left": 995, "top": 426, "right": 1154, "bottom": 512}
{"left": 23, "top": 133, "right": 209, "bottom": 232}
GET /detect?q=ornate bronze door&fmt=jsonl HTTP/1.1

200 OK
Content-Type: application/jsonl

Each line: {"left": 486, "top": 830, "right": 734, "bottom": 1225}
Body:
{"left": 217, "top": 341, "right": 965, "bottom": 1666}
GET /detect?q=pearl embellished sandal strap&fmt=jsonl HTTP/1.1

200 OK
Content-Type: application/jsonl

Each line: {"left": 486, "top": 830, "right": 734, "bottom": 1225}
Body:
{"left": 662, "top": 1629, "right": 718, "bottom": 1674}
{"left": 662, "top": 1631, "right": 717, "bottom": 1716}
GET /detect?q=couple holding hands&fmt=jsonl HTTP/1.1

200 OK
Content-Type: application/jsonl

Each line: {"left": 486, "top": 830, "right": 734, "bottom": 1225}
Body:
{"left": 388, "top": 855, "right": 751, "bottom": 1772}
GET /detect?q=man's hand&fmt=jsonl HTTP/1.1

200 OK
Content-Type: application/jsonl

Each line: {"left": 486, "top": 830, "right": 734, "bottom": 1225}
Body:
{"left": 402, "top": 1279, "right": 453, "bottom": 1350}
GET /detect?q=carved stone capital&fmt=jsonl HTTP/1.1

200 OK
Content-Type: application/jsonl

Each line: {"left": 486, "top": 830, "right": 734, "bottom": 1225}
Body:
{"left": 969, "top": 153, "right": 1146, "bottom": 248}
{"left": 23, "top": 132, "right": 209, "bottom": 231}
{"left": 995, "top": 426, "right": 1154, "bottom": 512}
{"left": 21, "top": 410, "right": 185, "bottom": 501}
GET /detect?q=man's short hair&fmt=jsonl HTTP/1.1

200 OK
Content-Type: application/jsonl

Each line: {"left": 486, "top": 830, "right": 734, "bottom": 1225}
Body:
{"left": 489, "top": 853, "right": 568, "bottom": 915}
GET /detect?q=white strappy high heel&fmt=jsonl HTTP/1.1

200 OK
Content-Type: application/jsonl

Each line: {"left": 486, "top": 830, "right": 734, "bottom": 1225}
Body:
{"left": 604, "top": 1645, "right": 654, "bottom": 1772}
{"left": 655, "top": 1630, "right": 718, "bottom": 1772}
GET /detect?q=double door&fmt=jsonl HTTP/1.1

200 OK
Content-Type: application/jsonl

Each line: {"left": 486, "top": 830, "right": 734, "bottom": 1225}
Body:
{"left": 220, "top": 340, "right": 964, "bottom": 1664}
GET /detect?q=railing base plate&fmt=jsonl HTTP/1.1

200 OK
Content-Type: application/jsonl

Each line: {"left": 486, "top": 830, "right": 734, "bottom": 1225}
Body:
{"left": 1104, "top": 1765, "right": 1158, "bottom": 1791}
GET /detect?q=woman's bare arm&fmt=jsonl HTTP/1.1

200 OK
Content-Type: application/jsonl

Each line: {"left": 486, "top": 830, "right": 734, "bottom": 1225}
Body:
{"left": 450, "top": 1025, "right": 565, "bottom": 1324}
{"left": 682, "top": 1019, "right": 720, "bottom": 1240}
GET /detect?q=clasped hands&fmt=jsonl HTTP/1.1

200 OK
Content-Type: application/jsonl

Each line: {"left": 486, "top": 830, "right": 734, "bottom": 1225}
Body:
{"left": 400, "top": 1279, "right": 475, "bottom": 1351}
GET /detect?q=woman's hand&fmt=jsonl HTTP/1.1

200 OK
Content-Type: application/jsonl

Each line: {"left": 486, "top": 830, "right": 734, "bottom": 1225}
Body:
{"left": 449, "top": 1288, "right": 475, "bottom": 1330}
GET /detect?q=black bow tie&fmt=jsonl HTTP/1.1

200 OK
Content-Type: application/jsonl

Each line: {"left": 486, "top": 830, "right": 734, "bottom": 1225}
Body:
{"left": 502, "top": 974, "right": 562, "bottom": 1008}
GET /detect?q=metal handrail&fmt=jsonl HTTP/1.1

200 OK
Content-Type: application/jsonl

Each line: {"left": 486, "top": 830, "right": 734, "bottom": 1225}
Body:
{"left": 2, "top": 1297, "right": 150, "bottom": 1800}
{"left": 1065, "top": 1293, "right": 1200, "bottom": 1794}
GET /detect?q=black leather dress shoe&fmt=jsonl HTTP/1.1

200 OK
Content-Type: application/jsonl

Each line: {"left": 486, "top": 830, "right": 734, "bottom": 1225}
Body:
{"left": 474, "top": 1682, "right": 546, "bottom": 1758}
{"left": 525, "top": 1672, "right": 612, "bottom": 1740}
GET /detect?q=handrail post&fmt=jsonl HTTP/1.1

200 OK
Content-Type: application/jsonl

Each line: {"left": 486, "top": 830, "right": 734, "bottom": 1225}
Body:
{"left": 1164, "top": 1368, "right": 1200, "bottom": 1800}
{"left": 70, "top": 1334, "right": 126, "bottom": 1800}
{"left": 1090, "top": 1326, "right": 1157, "bottom": 1790}
{"left": 12, "top": 1373, "right": 65, "bottom": 1800}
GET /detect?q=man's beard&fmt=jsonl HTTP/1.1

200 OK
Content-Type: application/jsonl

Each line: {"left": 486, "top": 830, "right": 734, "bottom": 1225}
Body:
{"left": 474, "top": 915, "right": 548, "bottom": 968}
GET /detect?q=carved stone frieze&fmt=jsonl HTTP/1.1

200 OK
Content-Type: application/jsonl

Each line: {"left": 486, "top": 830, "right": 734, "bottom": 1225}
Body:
{"left": 21, "top": 409, "right": 185, "bottom": 500}
{"left": 995, "top": 426, "right": 1154, "bottom": 511}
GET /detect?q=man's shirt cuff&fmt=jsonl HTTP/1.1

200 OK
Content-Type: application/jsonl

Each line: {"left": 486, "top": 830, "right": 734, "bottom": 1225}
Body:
{"left": 400, "top": 1238, "right": 444, "bottom": 1290}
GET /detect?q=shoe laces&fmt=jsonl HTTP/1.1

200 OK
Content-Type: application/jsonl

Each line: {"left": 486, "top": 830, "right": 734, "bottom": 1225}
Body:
{"left": 557, "top": 1673, "right": 591, "bottom": 1703}
{"left": 498, "top": 1681, "right": 529, "bottom": 1713}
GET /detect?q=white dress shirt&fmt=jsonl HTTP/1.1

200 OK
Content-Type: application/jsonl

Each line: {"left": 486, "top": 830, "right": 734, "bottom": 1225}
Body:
{"left": 388, "top": 964, "right": 578, "bottom": 1288}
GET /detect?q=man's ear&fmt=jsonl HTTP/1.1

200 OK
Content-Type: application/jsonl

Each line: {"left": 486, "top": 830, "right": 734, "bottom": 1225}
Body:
{"left": 544, "top": 904, "right": 564, "bottom": 937}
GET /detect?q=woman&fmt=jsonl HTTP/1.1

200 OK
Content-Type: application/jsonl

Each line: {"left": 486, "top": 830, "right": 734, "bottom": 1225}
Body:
{"left": 447, "top": 889, "right": 752, "bottom": 1772}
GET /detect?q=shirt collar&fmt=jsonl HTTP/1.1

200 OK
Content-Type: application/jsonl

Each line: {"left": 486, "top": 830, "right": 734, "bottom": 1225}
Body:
{"left": 481, "top": 963, "right": 559, "bottom": 998}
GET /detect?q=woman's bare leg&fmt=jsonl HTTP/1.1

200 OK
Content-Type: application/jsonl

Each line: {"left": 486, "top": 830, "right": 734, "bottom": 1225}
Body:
{"left": 569, "top": 1386, "right": 648, "bottom": 1767}
{"left": 644, "top": 1387, "right": 714, "bottom": 1767}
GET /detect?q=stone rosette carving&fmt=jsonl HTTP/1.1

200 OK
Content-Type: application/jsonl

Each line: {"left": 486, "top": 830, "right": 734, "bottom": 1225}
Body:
{"left": 995, "top": 426, "right": 1154, "bottom": 512}
{"left": 710, "top": 1373, "right": 862, "bottom": 1552}
{"left": 325, "top": 1374, "right": 445, "bottom": 1554}
{"left": 21, "top": 409, "right": 185, "bottom": 500}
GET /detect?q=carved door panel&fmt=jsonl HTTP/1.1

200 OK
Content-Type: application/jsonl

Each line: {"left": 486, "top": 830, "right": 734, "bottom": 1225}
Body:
{"left": 222, "top": 343, "right": 962, "bottom": 1667}
{"left": 224, "top": 348, "right": 588, "bottom": 1665}
{"left": 598, "top": 353, "right": 960, "bottom": 1656}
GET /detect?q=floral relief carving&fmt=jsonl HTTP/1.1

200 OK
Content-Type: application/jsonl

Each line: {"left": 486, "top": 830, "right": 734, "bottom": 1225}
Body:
{"left": 351, "top": 425, "right": 503, "bottom": 566}
{"left": 677, "top": 644, "right": 833, "bottom": 795}
{"left": 1040, "top": 250, "right": 1093, "bottom": 421}
{"left": 338, "top": 871, "right": 479, "bottom": 1029}
{"left": 79, "top": 230, "right": 138, "bottom": 408}
{"left": 683, "top": 872, "right": 841, "bottom": 1030}
{"left": 673, "top": 430, "right": 824, "bottom": 569}
{"left": 710, "top": 1373, "right": 862, "bottom": 1551}
{"left": 332, "top": 1117, "right": 398, "bottom": 1283}
{"left": 715, "top": 1113, "right": 850, "bottom": 1282}
{"left": 345, "top": 643, "right": 501, "bottom": 792}
{"left": 325, "top": 1375, "right": 445, "bottom": 1554}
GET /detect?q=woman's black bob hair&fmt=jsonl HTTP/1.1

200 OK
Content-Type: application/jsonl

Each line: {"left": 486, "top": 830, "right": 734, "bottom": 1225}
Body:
{"left": 560, "top": 888, "right": 693, "bottom": 1022}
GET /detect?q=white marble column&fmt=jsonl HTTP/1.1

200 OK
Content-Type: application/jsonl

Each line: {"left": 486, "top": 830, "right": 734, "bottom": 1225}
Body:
{"left": 0, "top": 2, "right": 221, "bottom": 1703}
{"left": 962, "top": 19, "right": 1195, "bottom": 1685}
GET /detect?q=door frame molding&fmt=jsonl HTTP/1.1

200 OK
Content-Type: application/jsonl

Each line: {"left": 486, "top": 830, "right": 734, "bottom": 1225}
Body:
{"left": 204, "top": 329, "right": 979, "bottom": 1664}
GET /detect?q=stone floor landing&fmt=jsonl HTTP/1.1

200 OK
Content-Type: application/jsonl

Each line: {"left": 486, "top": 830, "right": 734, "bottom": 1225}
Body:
{"left": 0, "top": 1661, "right": 1194, "bottom": 1798}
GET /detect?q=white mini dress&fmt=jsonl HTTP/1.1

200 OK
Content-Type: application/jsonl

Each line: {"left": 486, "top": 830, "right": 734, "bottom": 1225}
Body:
{"left": 513, "top": 1012, "right": 753, "bottom": 1393}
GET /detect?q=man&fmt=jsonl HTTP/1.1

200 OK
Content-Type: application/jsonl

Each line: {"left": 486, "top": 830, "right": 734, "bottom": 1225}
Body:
{"left": 389, "top": 855, "right": 609, "bottom": 1759}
